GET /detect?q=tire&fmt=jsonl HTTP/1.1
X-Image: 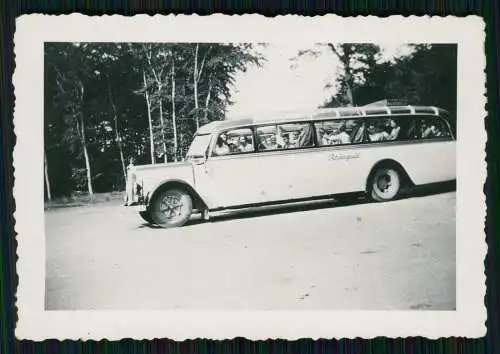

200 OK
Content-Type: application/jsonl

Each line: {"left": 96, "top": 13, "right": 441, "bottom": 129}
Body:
{"left": 139, "top": 210, "right": 154, "bottom": 224}
{"left": 369, "top": 166, "right": 402, "bottom": 202}
{"left": 150, "top": 189, "right": 193, "bottom": 228}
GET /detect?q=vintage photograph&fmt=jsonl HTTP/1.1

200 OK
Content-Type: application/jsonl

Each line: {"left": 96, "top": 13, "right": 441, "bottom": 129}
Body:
{"left": 14, "top": 15, "right": 486, "bottom": 339}
{"left": 43, "top": 41, "right": 457, "bottom": 310}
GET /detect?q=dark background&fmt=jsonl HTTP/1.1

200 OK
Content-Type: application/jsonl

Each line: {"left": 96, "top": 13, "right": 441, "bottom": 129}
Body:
{"left": 1, "top": 0, "right": 498, "bottom": 353}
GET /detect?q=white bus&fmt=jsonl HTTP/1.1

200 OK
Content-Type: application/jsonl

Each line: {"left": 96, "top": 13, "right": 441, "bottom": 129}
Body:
{"left": 125, "top": 105, "right": 456, "bottom": 227}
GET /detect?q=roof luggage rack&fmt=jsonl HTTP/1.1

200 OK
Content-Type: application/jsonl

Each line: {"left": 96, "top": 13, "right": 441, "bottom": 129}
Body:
{"left": 312, "top": 105, "right": 441, "bottom": 120}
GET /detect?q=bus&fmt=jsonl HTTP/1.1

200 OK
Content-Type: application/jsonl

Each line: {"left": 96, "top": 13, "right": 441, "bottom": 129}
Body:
{"left": 125, "top": 105, "right": 456, "bottom": 228}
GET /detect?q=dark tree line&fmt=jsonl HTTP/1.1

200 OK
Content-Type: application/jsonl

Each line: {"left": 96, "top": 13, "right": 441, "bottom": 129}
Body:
{"left": 44, "top": 42, "right": 264, "bottom": 199}
{"left": 292, "top": 43, "right": 457, "bottom": 115}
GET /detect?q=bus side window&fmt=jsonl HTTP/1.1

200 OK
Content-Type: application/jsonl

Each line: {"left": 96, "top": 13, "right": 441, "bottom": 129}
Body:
{"left": 417, "top": 117, "right": 451, "bottom": 140}
{"left": 213, "top": 128, "right": 254, "bottom": 156}
{"left": 277, "top": 123, "right": 314, "bottom": 149}
{"left": 314, "top": 120, "right": 352, "bottom": 146}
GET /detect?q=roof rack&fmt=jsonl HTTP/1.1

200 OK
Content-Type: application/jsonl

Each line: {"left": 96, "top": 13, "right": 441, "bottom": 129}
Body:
{"left": 313, "top": 105, "right": 441, "bottom": 119}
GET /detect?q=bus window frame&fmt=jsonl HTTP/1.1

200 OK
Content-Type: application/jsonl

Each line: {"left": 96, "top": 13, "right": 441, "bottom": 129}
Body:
{"left": 210, "top": 126, "right": 257, "bottom": 158}
{"left": 208, "top": 112, "right": 455, "bottom": 160}
{"left": 253, "top": 121, "right": 317, "bottom": 153}
{"left": 313, "top": 118, "right": 367, "bottom": 147}
{"left": 414, "top": 115, "right": 455, "bottom": 141}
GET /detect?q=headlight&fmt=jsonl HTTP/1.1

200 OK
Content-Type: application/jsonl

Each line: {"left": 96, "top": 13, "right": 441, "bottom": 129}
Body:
{"left": 136, "top": 181, "right": 144, "bottom": 202}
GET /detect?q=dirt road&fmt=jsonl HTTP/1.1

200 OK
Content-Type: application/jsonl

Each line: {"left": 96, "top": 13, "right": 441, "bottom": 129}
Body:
{"left": 45, "top": 191, "right": 456, "bottom": 310}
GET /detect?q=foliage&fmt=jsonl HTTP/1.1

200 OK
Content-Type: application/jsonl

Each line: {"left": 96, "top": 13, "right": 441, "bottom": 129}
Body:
{"left": 44, "top": 42, "right": 263, "bottom": 198}
{"left": 319, "top": 44, "right": 457, "bottom": 116}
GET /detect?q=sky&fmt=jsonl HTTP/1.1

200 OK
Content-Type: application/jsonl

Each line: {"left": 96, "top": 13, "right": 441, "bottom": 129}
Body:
{"left": 226, "top": 43, "right": 413, "bottom": 120}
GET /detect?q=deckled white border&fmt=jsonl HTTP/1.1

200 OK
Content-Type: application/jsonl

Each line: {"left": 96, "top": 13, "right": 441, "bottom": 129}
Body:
{"left": 14, "top": 14, "right": 487, "bottom": 340}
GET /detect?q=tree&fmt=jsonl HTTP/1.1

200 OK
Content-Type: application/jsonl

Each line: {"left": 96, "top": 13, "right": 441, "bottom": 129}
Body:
{"left": 141, "top": 69, "right": 155, "bottom": 164}
{"left": 343, "top": 44, "right": 457, "bottom": 115}
{"left": 48, "top": 43, "right": 95, "bottom": 198}
{"left": 44, "top": 42, "right": 264, "bottom": 197}
{"left": 291, "top": 43, "right": 381, "bottom": 107}
{"left": 44, "top": 151, "right": 52, "bottom": 201}
{"left": 144, "top": 44, "right": 169, "bottom": 163}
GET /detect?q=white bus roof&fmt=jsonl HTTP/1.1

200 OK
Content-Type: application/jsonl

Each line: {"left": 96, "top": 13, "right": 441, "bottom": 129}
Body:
{"left": 196, "top": 105, "right": 450, "bottom": 135}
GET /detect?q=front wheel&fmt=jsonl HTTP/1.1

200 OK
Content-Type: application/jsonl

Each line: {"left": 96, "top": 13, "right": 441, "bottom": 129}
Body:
{"left": 369, "top": 167, "right": 402, "bottom": 202}
{"left": 150, "top": 189, "right": 193, "bottom": 228}
{"left": 139, "top": 210, "right": 154, "bottom": 224}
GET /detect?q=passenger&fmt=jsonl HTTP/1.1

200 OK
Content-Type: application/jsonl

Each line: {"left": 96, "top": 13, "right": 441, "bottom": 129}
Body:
{"left": 387, "top": 119, "right": 401, "bottom": 140}
{"left": 325, "top": 127, "right": 351, "bottom": 145}
{"left": 422, "top": 124, "right": 440, "bottom": 138}
{"left": 268, "top": 135, "right": 281, "bottom": 150}
{"left": 265, "top": 136, "right": 272, "bottom": 147}
{"left": 321, "top": 130, "right": 331, "bottom": 146}
{"left": 214, "top": 136, "right": 230, "bottom": 156}
{"left": 257, "top": 136, "right": 267, "bottom": 151}
{"left": 238, "top": 136, "right": 254, "bottom": 153}
{"left": 336, "top": 127, "right": 351, "bottom": 145}
{"left": 368, "top": 124, "right": 389, "bottom": 142}
{"left": 419, "top": 120, "right": 429, "bottom": 138}
{"left": 282, "top": 135, "right": 292, "bottom": 149}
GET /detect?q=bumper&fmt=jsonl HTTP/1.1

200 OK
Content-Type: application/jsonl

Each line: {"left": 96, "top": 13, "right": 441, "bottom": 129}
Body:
{"left": 131, "top": 204, "right": 147, "bottom": 212}
{"left": 124, "top": 193, "right": 149, "bottom": 211}
{"left": 124, "top": 200, "right": 147, "bottom": 211}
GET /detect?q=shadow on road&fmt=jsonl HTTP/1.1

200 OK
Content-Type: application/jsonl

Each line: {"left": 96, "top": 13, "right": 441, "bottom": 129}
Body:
{"left": 139, "top": 181, "right": 456, "bottom": 229}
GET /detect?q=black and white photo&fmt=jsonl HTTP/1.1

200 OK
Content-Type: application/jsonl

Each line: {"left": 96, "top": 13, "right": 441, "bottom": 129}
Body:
{"left": 14, "top": 14, "right": 486, "bottom": 340}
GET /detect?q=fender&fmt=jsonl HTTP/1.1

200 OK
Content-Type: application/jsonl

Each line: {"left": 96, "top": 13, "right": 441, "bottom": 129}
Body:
{"left": 147, "top": 179, "right": 209, "bottom": 211}
{"left": 365, "top": 159, "right": 415, "bottom": 192}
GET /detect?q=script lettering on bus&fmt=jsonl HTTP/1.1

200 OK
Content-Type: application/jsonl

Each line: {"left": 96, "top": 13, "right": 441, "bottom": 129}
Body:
{"left": 329, "top": 152, "right": 361, "bottom": 162}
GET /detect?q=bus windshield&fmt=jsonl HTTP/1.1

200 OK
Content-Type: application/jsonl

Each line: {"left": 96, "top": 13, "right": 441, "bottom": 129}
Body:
{"left": 185, "top": 134, "right": 212, "bottom": 159}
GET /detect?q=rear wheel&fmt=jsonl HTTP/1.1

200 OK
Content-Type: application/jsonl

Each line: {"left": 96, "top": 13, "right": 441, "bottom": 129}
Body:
{"left": 150, "top": 189, "right": 193, "bottom": 228}
{"left": 369, "top": 166, "right": 402, "bottom": 202}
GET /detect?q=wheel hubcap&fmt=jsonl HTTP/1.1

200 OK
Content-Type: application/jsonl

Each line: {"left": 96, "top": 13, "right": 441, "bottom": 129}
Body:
{"left": 159, "top": 194, "right": 187, "bottom": 222}
{"left": 374, "top": 169, "right": 399, "bottom": 198}
{"left": 377, "top": 174, "right": 391, "bottom": 192}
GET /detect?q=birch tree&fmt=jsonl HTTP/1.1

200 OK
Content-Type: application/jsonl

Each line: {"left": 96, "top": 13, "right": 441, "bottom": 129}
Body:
{"left": 142, "top": 69, "right": 155, "bottom": 164}
{"left": 44, "top": 42, "right": 265, "bottom": 196}
{"left": 44, "top": 151, "right": 52, "bottom": 201}
{"left": 192, "top": 43, "right": 212, "bottom": 130}
{"left": 144, "top": 45, "right": 168, "bottom": 163}
{"left": 169, "top": 48, "right": 179, "bottom": 162}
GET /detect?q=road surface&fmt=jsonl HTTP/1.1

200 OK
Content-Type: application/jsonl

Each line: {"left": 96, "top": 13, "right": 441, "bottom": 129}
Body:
{"left": 45, "top": 189, "right": 456, "bottom": 310}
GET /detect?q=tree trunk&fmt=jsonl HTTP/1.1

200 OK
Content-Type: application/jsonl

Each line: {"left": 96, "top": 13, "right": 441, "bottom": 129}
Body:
{"left": 344, "top": 71, "right": 354, "bottom": 107}
{"left": 44, "top": 151, "right": 52, "bottom": 201}
{"left": 193, "top": 43, "right": 200, "bottom": 130}
{"left": 171, "top": 58, "right": 178, "bottom": 162}
{"left": 142, "top": 70, "right": 155, "bottom": 164}
{"left": 157, "top": 86, "right": 168, "bottom": 163}
{"left": 108, "top": 84, "right": 127, "bottom": 184}
{"left": 74, "top": 83, "right": 93, "bottom": 200}
{"left": 328, "top": 43, "right": 354, "bottom": 106}
{"left": 77, "top": 114, "right": 93, "bottom": 199}
{"left": 203, "top": 77, "right": 212, "bottom": 123}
